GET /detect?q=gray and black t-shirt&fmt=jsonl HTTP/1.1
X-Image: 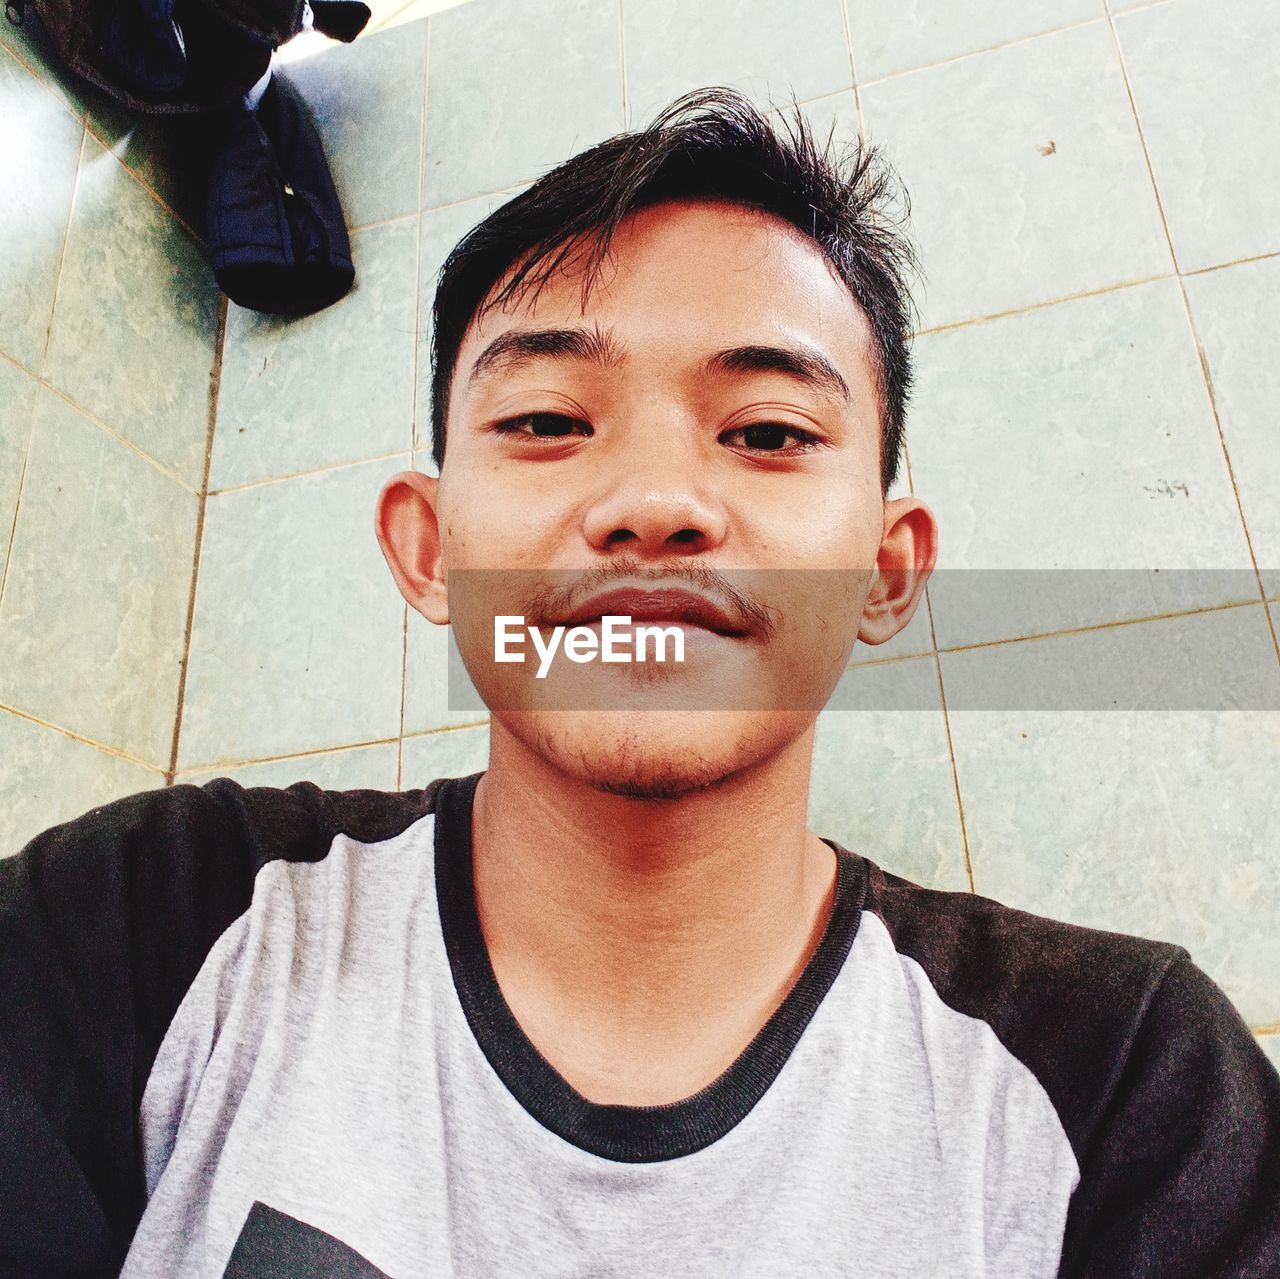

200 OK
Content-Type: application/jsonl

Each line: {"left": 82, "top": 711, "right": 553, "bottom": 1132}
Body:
{"left": 1, "top": 771, "right": 1277, "bottom": 1277}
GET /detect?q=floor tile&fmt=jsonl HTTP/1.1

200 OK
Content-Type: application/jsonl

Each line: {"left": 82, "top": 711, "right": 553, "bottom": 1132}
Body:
{"left": 939, "top": 604, "right": 1280, "bottom": 714}
{"left": 1260, "top": 1035, "right": 1280, "bottom": 1073}
{"left": 43, "top": 134, "right": 219, "bottom": 488}
{"left": 0, "top": 47, "right": 82, "bottom": 372}
{"left": 179, "top": 457, "right": 409, "bottom": 768}
{"left": 177, "top": 741, "right": 401, "bottom": 791}
{"left": 401, "top": 724, "right": 490, "bottom": 786}
{"left": 213, "top": 219, "right": 418, "bottom": 490}
{"left": 1116, "top": 0, "right": 1280, "bottom": 272}
{"left": 625, "top": 0, "right": 852, "bottom": 124}
{"left": 0, "top": 359, "right": 38, "bottom": 578}
{"left": 861, "top": 22, "right": 1170, "bottom": 329}
{"left": 848, "top": 0, "right": 1101, "bottom": 82}
{"left": 906, "top": 280, "right": 1254, "bottom": 646}
{"left": 0, "top": 708, "right": 162, "bottom": 859}
{"left": 948, "top": 648, "right": 1280, "bottom": 1026}
{"left": 0, "top": 391, "right": 198, "bottom": 764}
{"left": 404, "top": 612, "right": 491, "bottom": 733}
{"left": 414, "top": 189, "right": 523, "bottom": 457}
{"left": 424, "top": 0, "right": 622, "bottom": 207}
{"left": 1184, "top": 257, "right": 1280, "bottom": 599}
{"left": 286, "top": 20, "right": 427, "bottom": 229}
{"left": 811, "top": 656, "right": 970, "bottom": 891}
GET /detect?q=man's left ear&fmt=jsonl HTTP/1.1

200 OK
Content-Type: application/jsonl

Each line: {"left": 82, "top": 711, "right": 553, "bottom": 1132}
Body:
{"left": 374, "top": 470, "right": 449, "bottom": 625}
{"left": 857, "top": 497, "right": 939, "bottom": 646}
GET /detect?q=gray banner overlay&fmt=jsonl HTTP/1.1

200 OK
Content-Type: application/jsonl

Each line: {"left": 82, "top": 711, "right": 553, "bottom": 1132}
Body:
{"left": 434, "top": 570, "right": 1279, "bottom": 712}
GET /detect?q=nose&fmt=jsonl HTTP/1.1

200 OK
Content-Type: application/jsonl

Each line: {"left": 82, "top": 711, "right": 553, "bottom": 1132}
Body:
{"left": 580, "top": 418, "right": 729, "bottom": 557}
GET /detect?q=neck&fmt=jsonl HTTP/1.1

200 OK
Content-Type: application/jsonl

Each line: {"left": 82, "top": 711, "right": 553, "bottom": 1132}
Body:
{"left": 469, "top": 722, "right": 837, "bottom": 1105}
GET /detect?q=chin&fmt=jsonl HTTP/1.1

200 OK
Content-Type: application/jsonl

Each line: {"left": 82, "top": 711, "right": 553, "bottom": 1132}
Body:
{"left": 499, "top": 707, "right": 810, "bottom": 802}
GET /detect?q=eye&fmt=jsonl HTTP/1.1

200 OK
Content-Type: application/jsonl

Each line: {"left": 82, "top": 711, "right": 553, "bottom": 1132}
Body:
{"left": 491, "top": 412, "right": 592, "bottom": 440}
{"left": 721, "top": 422, "right": 822, "bottom": 454}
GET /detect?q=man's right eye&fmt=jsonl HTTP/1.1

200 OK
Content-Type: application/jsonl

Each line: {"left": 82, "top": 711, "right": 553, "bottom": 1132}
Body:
{"left": 491, "top": 413, "right": 592, "bottom": 439}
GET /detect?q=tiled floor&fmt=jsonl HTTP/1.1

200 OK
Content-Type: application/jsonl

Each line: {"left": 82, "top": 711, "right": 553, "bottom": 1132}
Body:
{"left": 1, "top": 0, "right": 1277, "bottom": 1046}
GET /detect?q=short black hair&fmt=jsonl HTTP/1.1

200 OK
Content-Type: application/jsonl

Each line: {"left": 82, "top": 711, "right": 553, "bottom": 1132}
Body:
{"left": 429, "top": 86, "right": 918, "bottom": 494}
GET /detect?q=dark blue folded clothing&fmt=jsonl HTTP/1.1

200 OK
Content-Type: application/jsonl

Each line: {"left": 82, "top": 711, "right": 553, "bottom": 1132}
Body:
{"left": 206, "top": 70, "right": 354, "bottom": 316}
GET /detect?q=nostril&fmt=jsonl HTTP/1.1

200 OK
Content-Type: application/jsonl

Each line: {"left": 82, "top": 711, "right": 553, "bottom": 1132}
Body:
{"left": 672, "top": 529, "right": 702, "bottom": 543}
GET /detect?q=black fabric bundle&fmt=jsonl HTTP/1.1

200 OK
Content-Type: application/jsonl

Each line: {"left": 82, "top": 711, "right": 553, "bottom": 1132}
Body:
{"left": 7, "top": 0, "right": 369, "bottom": 315}
{"left": 206, "top": 71, "right": 355, "bottom": 316}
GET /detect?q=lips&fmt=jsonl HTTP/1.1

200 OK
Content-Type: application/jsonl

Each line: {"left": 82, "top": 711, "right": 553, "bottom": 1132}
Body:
{"left": 559, "top": 587, "right": 748, "bottom": 637}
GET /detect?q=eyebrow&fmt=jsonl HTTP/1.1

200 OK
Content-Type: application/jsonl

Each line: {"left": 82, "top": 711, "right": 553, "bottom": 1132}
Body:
{"left": 467, "top": 326, "right": 850, "bottom": 403}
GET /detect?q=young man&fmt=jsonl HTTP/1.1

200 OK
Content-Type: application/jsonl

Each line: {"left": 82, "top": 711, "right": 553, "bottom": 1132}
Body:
{"left": 1, "top": 89, "right": 1277, "bottom": 1278}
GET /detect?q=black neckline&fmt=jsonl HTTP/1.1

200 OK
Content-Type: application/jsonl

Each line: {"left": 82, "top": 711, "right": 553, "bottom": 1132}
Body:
{"left": 432, "top": 771, "right": 867, "bottom": 1163}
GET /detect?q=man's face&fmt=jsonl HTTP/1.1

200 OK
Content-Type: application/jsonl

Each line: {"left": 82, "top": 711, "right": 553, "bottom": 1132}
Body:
{"left": 381, "top": 197, "right": 933, "bottom": 798}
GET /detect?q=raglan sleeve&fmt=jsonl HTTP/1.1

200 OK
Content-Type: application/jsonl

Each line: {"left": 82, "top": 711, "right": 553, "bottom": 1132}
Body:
{"left": 0, "top": 782, "right": 263, "bottom": 1279}
{"left": 1058, "top": 948, "right": 1280, "bottom": 1278}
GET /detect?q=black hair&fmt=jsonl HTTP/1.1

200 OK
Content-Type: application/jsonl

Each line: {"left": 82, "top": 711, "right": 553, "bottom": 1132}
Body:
{"left": 429, "top": 86, "right": 918, "bottom": 494}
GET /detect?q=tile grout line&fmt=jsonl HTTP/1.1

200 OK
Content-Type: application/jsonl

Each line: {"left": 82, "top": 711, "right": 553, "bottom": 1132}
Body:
{"left": 0, "top": 107, "right": 83, "bottom": 615}
{"left": 0, "top": 34, "right": 83, "bottom": 127}
{"left": 837, "top": 0, "right": 865, "bottom": 139}
{"left": 347, "top": 209, "right": 420, "bottom": 237}
{"left": 166, "top": 294, "right": 228, "bottom": 783}
{"left": 174, "top": 721, "right": 488, "bottom": 778}
{"left": 0, "top": 700, "right": 167, "bottom": 774}
{"left": 209, "top": 447, "right": 413, "bottom": 496}
{"left": 900, "top": 440, "right": 976, "bottom": 894}
{"left": 857, "top": 14, "right": 1109, "bottom": 92}
{"left": 1105, "top": 8, "right": 1280, "bottom": 672}
{"left": 0, "top": 348, "right": 201, "bottom": 495}
{"left": 398, "top": 15, "right": 431, "bottom": 790}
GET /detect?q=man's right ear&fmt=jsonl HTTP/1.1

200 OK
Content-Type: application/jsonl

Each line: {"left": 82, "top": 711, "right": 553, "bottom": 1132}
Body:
{"left": 374, "top": 471, "right": 449, "bottom": 625}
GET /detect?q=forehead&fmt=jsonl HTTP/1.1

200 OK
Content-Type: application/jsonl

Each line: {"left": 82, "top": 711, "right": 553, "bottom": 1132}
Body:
{"left": 456, "top": 198, "right": 876, "bottom": 380}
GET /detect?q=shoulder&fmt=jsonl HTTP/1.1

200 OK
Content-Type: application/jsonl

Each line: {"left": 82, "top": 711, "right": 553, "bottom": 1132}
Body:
{"left": 856, "top": 856, "right": 1186, "bottom": 1157}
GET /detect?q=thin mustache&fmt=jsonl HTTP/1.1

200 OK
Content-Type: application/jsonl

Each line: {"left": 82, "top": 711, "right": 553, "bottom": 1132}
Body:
{"left": 523, "top": 560, "right": 778, "bottom": 639}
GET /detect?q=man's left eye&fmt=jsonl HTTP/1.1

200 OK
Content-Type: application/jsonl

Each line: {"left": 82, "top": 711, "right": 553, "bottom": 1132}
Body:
{"left": 722, "top": 423, "right": 821, "bottom": 453}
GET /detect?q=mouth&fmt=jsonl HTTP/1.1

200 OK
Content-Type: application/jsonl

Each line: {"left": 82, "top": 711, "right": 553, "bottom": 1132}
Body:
{"left": 557, "top": 587, "right": 749, "bottom": 638}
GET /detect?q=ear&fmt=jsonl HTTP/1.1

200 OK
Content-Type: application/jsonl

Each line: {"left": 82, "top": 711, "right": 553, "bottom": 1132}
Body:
{"left": 374, "top": 470, "right": 449, "bottom": 624}
{"left": 857, "top": 496, "right": 939, "bottom": 646}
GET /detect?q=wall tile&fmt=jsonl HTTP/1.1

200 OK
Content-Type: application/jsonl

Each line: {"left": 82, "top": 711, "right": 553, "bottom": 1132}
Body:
{"left": 0, "top": 392, "right": 198, "bottom": 763}
{"left": 415, "top": 189, "right": 525, "bottom": 457}
{"left": 213, "top": 220, "right": 418, "bottom": 489}
{"left": 1117, "top": 0, "right": 1280, "bottom": 272}
{"left": 179, "top": 457, "right": 409, "bottom": 768}
{"left": 287, "top": 21, "right": 427, "bottom": 229}
{"left": 424, "top": 0, "right": 622, "bottom": 207}
{"left": 0, "top": 359, "right": 38, "bottom": 578}
{"left": 948, "top": 627, "right": 1280, "bottom": 1025}
{"left": 0, "top": 48, "right": 81, "bottom": 372}
{"left": 861, "top": 22, "right": 1170, "bottom": 329}
{"left": 939, "top": 603, "right": 1279, "bottom": 714}
{"left": 1184, "top": 258, "right": 1280, "bottom": 599}
{"left": 847, "top": 0, "right": 1101, "bottom": 82}
{"left": 906, "top": 281, "right": 1254, "bottom": 646}
{"left": 1260, "top": 1036, "right": 1280, "bottom": 1074}
{"left": 177, "top": 741, "right": 401, "bottom": 792}
{"left": 43, "top": 135, "right": 218, "bottom": 488}
{"left": 625, "top": 0, "right": 852, "bottom": 124}
{"left": 401, "top": 724, "right": 490, "bottom": 786}
{"left": 0, "top": 708, "right": 162, "bottom": 858}
{"left": 404, "top": 613, "right": 491, "bottom": 734}
{"left": 811, "top": 657, "right": 970, "bottom": 891}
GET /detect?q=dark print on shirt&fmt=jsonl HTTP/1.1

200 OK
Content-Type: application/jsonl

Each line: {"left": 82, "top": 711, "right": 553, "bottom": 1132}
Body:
{"left": 222, "top": 1202, "right": 391, "bottom": 1279}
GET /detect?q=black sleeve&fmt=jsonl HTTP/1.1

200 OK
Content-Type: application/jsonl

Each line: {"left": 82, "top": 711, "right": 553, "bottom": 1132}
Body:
{"left": 1059, "top": 951, "right": 1280, "bottom": 1278}
{"left": 0, "top": 777, "right": 440, "bottom": 1278}
{"left": 0, "top": 783, "right": 264, "bottom": 1277}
